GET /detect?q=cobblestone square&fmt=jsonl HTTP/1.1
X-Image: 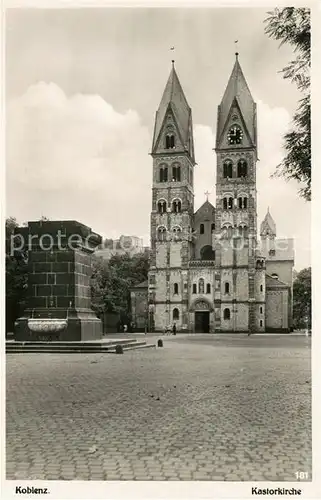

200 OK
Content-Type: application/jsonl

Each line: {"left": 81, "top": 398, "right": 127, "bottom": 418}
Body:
{"left": 6, "top": 334, "right": 311, "bottom": 481}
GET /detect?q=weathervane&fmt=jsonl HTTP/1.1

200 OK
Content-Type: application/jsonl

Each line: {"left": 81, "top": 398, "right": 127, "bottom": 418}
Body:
{"left": 234, "top": 40, "right": 239, "bottom": 57}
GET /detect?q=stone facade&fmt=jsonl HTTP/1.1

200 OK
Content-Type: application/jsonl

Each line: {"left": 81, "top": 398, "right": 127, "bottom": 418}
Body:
{"left": 14, "top": 220, "right": 102, "bottom": 341}
{"left": 131, "top": 57, "right": 294, "bottom": 333}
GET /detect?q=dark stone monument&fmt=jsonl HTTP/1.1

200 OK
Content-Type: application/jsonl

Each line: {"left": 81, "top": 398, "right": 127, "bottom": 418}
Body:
{"left": 14, "top": 220, "right": 102, "bottom": 342}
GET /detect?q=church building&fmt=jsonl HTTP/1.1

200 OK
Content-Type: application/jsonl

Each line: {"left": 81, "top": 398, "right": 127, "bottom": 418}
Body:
{"left": 131, "top": 55, "right": 294, "bottom": 333}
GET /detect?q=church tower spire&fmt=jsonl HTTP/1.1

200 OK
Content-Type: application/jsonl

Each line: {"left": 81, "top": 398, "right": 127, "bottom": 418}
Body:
{"left": 260, "top": 208, "right": 277, "bottom": 239}
{"left": 152, "top": 62, "right": 195, "bottom": 162}
{"left": 216, "top": 54, "right": 257, "bottom": 150}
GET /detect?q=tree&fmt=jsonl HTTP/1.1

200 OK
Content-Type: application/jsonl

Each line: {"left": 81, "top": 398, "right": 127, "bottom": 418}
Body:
{"left": 292, "top": 267, "right": 311, "bottom": 330}
{"left": 91, "top": 252, "right": 149, "bottom": 323}
{"left": 264, "top": 8, "right": 311, "bottom": 200}
{"left": 5, "top": 218, "right": 28, "bottom": 333}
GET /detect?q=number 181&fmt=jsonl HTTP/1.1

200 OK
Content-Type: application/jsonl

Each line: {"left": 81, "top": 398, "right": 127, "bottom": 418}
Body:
{"left": 295, "top": 471, "right": 309, "bottom": 480}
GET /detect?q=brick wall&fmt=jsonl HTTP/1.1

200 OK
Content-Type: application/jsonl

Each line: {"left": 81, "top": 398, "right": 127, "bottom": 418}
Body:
{"left": 14, "top": 220, "right": 102, "bottom": 341}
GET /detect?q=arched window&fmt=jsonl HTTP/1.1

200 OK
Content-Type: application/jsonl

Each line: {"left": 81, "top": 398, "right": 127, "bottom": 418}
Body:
{"left": 157, "top": 199, "right": 167, "bottom": 213}
{"left": 227, "top": 226, "right": 233, "bottom": 238}
{"left": 237, "top": 159, "right": 247, "bottom": 177}
{"left": 159, "top": 165, "right": 168, "bottom": 182}
{"left": 260, "top": 284, "right": 263, "bottom": 292}
{"left": 172, "top": 226, "right": 182, "bottom": 241}
{"left": 166, "top": 134, "right": 175, "bottom": 149}
{"left": 192, "top": 284, "right": 197, "bottom": 294}
{"left": 157, "top": 226, "right": 167, "bottom": 242}
{"left": 260, "top": 320, "right": 263, "bottom": 327}
{"left": 223, "top": 160, "right": 233, "bottom": 178}
{"left": 223, "top": 197, "right": 233, "bottom": 210}
{"left": 224, "top": 282, "right": 230, "bottom": 294}
{"left": 223, "top": 308, "right": 231, "bottom": 320}
{"left": 221, "top": 226, "right": 228, "bottom": 239}
{"left": 200, "top": 223, "right": 205, "bottom": 234}
{"left": 211, "top": 223, "right": 215, "bottom": 232}
{"left": 200, "top": 245, "right": 215, "bottom": 261}
{"left": 174, "top": 283, "right": 179, "bottom": 295}
{"left": 238, "top": 197, "right": 248, "bottom": 209}
{"left": 206, "top": 283, "right": 211, "bottom": 294}
{"left": 172, "top": 163, "right": 181, "bottom": 182}
{"left": 172, "top": 199, "right": 182, "bottom": 213}
{"left": 173, "top": 308, "right": 179, "bottom": 320}
{"left": 260, "top": 306, "right": 263, "bottom": 314}
{"left": 239, "top": 225, "right": 248, "bottom": 238}
{"left": 198, "top": 278, "right": 205, "bottom": 294}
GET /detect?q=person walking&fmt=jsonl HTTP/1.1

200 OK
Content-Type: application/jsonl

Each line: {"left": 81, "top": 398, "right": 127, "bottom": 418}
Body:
{"left": 172, "top": 323, "right": 177, "bottom": 336}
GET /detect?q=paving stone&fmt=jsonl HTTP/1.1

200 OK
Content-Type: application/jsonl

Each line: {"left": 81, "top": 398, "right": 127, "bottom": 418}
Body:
{"left": 6, "top": 336, "right": 311, "bottom": 481}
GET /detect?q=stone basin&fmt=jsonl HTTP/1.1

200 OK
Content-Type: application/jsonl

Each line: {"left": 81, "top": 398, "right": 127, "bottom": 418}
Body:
{"left": 27, "top": 318, "right": 68, "bottom": 334}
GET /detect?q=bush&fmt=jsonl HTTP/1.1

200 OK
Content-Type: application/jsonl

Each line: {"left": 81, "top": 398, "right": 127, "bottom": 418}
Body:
{"left": 115, "top": 344, "right": 123, "bottom": 354}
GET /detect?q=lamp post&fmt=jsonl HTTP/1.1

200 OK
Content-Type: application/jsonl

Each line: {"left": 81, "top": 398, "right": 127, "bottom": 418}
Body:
{"left": 148, "top": 303, "right": 155, "bottom": 333}
{"left": 304, "top": 290, "right": 311, "bottom": 336}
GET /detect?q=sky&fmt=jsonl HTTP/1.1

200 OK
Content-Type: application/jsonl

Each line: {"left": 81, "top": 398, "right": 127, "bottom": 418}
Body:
{"left": 6, "top": 7, "right": 311, "bottom": 270}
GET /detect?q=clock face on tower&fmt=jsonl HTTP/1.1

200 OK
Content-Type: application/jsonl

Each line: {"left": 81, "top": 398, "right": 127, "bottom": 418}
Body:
{"left": 227, "top": 125, "right": 243, "bottom": 145}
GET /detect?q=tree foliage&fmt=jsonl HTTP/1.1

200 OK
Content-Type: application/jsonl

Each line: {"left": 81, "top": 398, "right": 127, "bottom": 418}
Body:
{"left": 293, "top": 267, "right": 311, "bottom": 329}
{"left": 5, "top": 217, "right": 28, "bottom": 332}
{"left": 91, "top": 252, "right": 149, "bottom": 321}
{"left": 264, "top": 8, "right": 311, "bottom": 200}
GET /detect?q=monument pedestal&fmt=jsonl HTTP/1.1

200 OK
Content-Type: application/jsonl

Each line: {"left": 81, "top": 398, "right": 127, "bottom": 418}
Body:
{"left": 14, "top": 220, "right": 102, "bottom": 342}
{"left": 15, "top": 309, "right": 102, "bottom": 342}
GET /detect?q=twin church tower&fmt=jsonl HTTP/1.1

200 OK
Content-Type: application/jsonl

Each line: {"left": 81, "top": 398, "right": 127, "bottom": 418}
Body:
{"left": 132, "top": 55, "right": 294, "bottom": 333}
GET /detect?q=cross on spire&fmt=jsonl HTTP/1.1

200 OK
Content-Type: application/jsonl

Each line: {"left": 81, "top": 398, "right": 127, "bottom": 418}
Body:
{"left": 204, "top": 190, "right": 210, "bottom": 201}
{"left": 170, "top": 46, "right": 175, "bottom": 66}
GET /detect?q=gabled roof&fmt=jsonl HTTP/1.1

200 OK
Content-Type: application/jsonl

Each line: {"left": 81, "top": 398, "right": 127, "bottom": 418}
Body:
{"left": 152, "top": 63, "right": 194, "bottom": 159}
{"left": 266, "top": 274, "right": 289, "bottom": 288}
{"left": 260, "top": 208, "right": 277, "bottom": 237}
{"left": 216, "top": 55, "right": 256, "bottom": 146}
{"left": 194, "top": 200, "right": 215, "bottom": 219}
